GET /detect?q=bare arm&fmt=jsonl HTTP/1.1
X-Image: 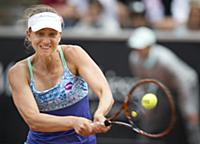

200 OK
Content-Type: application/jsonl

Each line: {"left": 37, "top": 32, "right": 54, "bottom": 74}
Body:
{"left": 64, "top": 45, "right": 114, "bottom": 124}
{"left": 8, "top": 62, "right": 93, "bottom": 135}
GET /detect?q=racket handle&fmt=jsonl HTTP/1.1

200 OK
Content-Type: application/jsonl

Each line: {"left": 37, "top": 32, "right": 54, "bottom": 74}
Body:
{"left": 104, "top": 120, "right": 111, "bottom": 126}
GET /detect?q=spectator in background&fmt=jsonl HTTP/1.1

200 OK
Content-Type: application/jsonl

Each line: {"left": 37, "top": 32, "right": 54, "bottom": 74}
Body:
{"left": 116, "top": 0, "right": 148, "bottom": 29}
{"left": 71, "top": 0, "right": 120, "bottom": 30}
{"left": 143, "top": 0, "right": 190, "bottom": 30}
{"left": 128, "top": 27, "right": 200, "bottom": 144}
{"left": 127, "top": 0, "right": 148, "bottom": 28}
{"left": 98, "top": 0, "right": 119, "bottom": 27}
{"left": 116, "top": 1, "right": 130, "bottom": 29}
{"left": 187, "top": 0, "right": 200, "bottom": 30}
{"left": 41, "top": 0, "right": 80, "bottom": 28}
{"left": 67, "top": 0, "right": 89, "bottom": 16}
{"left": 75, "top": 0, "right": 120, "bottom": 32}
{"left": 75, "top": 0, "right": 104, "bottom": 29}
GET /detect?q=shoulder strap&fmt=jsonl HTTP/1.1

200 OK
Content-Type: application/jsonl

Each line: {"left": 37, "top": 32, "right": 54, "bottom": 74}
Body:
{"left": 58, "top": 45, "right": 67, "bottom": 69}
{"left": 27, "top": 57, "right": 33, "bottom": 80}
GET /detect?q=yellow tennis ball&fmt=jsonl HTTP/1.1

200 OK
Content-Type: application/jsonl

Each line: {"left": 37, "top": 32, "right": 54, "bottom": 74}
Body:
{"left": 131, "top": 111, "right": 137, "bottom": 117}
{"left": 141, "top": 93, "right": 158, "bottom": 110}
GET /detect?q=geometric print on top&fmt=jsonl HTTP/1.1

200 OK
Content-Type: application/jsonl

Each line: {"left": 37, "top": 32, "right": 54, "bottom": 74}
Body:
{"left": 28, "top": 45, "right": 89, "bottom": 112}
{"left": 29, "top": 68, "right": 88, "bottom": 112}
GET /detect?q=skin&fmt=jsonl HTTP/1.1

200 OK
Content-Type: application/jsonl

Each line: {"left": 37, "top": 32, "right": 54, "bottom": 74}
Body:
{"left": 8, "top": 28, "right": 114, "bottom": 136}
{"left": 133, "top": 46, "right": 150, "bottom": 60}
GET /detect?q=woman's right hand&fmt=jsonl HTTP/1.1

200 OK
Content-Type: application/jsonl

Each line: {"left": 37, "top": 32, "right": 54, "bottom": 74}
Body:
{"left": 73, "top": 117, "right": 94, "bottom": 136}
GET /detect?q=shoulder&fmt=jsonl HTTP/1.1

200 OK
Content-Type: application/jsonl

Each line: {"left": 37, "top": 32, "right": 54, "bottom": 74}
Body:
{"left": 61, "top": 44, "right": 89, "bottom": 60}
{"left": 154, "top": 45, "right": 196, "bottom": 74}
{"left": 8, "top": 61, "right": 26, "bottom": 75}
{"left": 8, "top": 59, "right": 29, "bottom": 83}
{"left": 61, "top": 44, "right": 85, "bottom": 54}
{"left": 59, "top": 45, "right": 91, "bottom": 74}
{"left": 152, "top": 45, "right": 178, "bottom": 61}
{"left": 153, "top": 45, "right": 173, "bottom": 55}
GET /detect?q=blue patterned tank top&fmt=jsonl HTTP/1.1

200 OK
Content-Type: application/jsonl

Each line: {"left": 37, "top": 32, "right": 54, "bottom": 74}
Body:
{"left": 26, "top": 46, "right": 96, "bottom": 144}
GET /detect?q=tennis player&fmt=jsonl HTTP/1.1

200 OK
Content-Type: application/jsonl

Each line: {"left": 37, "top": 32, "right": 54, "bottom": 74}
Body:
{"left": 8, "top": 4, "right": 114, "bottom": 144}
{"left": 128, "top": 27, "right": 200, "bottom": 144}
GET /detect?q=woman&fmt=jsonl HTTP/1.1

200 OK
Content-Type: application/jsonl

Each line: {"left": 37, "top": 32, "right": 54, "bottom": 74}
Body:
{"left": 8, "top": 4, "right": 114, "bottom": 144}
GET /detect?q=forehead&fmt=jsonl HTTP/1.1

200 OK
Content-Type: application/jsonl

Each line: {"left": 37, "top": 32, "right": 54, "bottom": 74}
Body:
{"left": 34, "top": 28, "right": 59, "bottom": 33}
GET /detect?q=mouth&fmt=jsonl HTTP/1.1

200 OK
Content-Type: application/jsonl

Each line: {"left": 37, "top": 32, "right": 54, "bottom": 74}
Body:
{"left": 40, "top": 46, "right": 51, "bottom": 51}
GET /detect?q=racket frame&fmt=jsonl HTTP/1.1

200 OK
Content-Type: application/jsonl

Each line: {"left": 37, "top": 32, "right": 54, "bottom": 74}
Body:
{"left": 105, "top": 79, "right": 176, "bottom": 138}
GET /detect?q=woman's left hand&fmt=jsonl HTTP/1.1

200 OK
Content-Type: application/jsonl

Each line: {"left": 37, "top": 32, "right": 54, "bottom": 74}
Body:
{"left": 91, "top": 114, "right": 111, "bottom": 134}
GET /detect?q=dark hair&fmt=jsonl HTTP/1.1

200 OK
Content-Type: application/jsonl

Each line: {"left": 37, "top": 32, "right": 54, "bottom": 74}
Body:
{"left": 23, "top": 4, "right": 58, "bottom": 50}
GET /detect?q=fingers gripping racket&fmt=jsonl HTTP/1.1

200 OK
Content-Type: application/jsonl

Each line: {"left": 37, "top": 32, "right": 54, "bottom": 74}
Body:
{"left": 105, "top": 78, "right": 176, "bottom": 138}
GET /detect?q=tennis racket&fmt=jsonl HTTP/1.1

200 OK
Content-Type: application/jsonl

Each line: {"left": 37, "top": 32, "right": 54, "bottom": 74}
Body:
{"left": 104, "top": 78, "right": 176, "bottom": 138}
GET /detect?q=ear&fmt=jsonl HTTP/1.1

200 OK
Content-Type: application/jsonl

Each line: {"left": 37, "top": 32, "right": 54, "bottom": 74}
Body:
{"left": 26, "top": 29, "right": 31, "bottom": 41}
{"left": 57, "top": 34, "right": 62, "bottom": 43}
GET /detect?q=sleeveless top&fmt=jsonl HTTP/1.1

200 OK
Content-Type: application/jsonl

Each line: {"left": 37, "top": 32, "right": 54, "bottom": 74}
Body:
{"left": 26, "top": 46, "right": 96, "bottom": 144}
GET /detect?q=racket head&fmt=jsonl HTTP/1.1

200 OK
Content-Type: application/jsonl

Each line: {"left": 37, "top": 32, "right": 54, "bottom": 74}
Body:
{"left": 124, "top": 78, "right": 176, "bottom": 138}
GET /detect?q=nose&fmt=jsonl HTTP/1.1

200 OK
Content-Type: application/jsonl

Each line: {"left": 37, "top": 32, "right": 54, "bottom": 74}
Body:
{"left": 41, "top": 36, "right": 51, "bottom": 44}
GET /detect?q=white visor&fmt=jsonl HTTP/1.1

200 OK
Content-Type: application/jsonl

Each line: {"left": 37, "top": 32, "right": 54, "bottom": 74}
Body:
{"left": 28, "top": 12, "right": 62, "bottom": 32}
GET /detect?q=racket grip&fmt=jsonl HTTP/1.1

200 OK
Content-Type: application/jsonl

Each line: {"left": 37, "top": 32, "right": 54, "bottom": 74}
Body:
{"left": 104, "top": 120, "right": 111, "bottom": 126}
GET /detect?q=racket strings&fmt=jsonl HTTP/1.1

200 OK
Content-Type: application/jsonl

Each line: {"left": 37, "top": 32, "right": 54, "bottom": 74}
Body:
{"left": 128, "top": 82, "right": 172, "bottom": 135}
{"left": 106, "top": 79, "right": 176, "bottom": 138}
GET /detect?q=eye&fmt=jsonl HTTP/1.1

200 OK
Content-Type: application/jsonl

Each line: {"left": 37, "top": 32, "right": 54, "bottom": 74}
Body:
{"left": 36, "top": 31, "right": 45, "bottom": 37}
{"left": 49, "top": 32, "right": 58, "bottom": 37}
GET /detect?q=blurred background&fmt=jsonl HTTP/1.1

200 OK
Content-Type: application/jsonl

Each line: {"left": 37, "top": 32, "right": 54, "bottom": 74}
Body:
{"left": 0, "top": 0, "right": 200, "bottom": 144}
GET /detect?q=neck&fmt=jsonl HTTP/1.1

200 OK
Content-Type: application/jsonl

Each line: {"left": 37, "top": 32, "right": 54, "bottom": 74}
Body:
{"left": 32, "top": 50, "right": 61, "bottom": 73}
